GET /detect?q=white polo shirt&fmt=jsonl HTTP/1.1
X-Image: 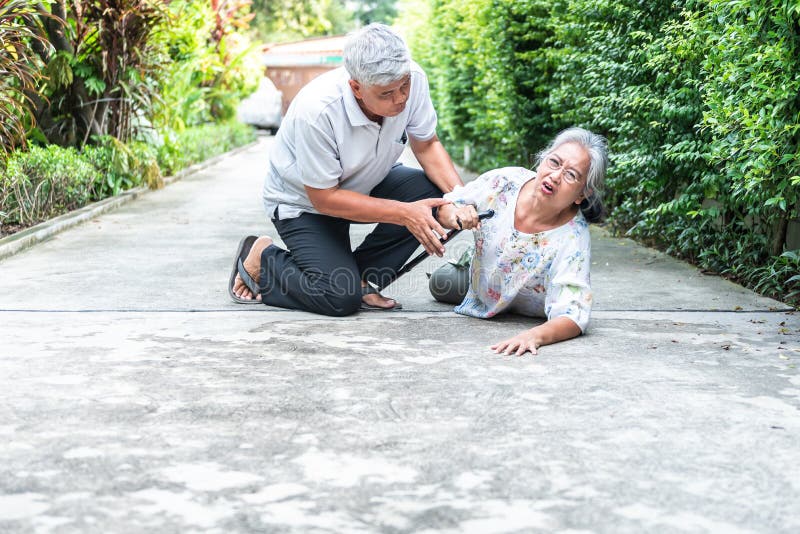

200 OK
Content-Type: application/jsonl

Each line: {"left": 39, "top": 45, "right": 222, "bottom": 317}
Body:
{"left": 262, "top": 62, "right": 438, "bottom": 219}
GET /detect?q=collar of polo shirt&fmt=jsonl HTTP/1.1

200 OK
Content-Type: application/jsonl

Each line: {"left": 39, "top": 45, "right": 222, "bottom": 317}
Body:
{"left": 343, "top": 77, "right": 380, "bottom": 127}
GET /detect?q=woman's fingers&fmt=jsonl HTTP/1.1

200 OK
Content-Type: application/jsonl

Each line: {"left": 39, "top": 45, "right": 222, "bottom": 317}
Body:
{"left": 464, "top": 206, "right": 480, "bottom": 229}
{"left": 455, "top": 205, "right": 480, "bottom": 229}
{"left": 491, "top": 337, "right": 537, "bottom": 356}
{"left": 491, "top": 340, "right": 513, "bottom": 354}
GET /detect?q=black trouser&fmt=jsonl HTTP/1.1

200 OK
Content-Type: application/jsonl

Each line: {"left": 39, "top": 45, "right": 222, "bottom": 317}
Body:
{"left": 259, "top": 165, "right": 442, "bottom": 316}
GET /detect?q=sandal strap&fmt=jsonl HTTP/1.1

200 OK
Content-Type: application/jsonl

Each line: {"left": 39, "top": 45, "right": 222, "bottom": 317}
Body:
{"left": 361, "top": 284, "right": 380, "bottom": 297}
{"left": 238, "top": 258, "right": 260, "bottom": 295}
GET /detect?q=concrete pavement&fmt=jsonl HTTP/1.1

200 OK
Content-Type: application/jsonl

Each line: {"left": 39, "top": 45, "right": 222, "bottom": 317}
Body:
{"left": 1, "top": 134, "right": 798, "bottom": 533}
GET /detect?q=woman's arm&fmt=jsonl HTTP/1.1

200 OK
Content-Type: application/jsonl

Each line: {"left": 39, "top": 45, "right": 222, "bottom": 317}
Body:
{"left": 491, "top": 316, "right": 582, "bottom": 356}
{"left": 495, "top": 222, "right": 592, "bottom": 356}
{"left": 437, "top": 169, "right": 507, "bottom": 230}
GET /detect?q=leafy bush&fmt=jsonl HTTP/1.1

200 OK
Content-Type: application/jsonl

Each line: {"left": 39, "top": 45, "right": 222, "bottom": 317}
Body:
{"left": 26, "top": 0, "right": 169, "bottom": 147}
{"left": 412, "top": 0, "right": 800, "bottom": 306}
{"left": 152, "top": 0, "right": 261, "bottom": 131}
{"left": 0, "top": 145, "right": 100, "bottom": 229}
{"left": 156, "top": 121, "right": 256, "bottom": 176}
{"left": 15, "top": 0, "right": 259, "bottom": 149}
{"left": 1, "top": 122, "right": 255, "bottom": 236}
{"left": 0, "top": 0, "right": 49, "bottom": 161}
{"left": 415, "top": 0, "right": 560, "bottom": 172}
{"left": 82, "top": 137, "right": 162, "bottom": 198}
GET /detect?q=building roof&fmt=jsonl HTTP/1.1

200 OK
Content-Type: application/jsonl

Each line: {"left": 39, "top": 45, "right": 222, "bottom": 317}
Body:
{"left": 262, "top": 35, "right": 346, "bottom": 67}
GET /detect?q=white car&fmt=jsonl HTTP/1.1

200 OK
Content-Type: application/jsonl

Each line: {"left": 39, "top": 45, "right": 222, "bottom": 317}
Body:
{"left": 237, "top": 77, "right": 283, "bottom": 134}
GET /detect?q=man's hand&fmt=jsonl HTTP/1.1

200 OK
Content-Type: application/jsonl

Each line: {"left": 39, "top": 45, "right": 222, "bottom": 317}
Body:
{"left": 400, "top": 198, "right": 451, "bottom": 256}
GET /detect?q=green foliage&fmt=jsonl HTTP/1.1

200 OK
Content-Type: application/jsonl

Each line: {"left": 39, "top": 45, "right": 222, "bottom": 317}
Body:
{"left": 698, "top": 0, "right": 800, "bottom": 252}
{"left": 27, "top": 0, "right": 169, "bottom": 147}
{"left": 0, "top": 0, "right": 49, "bottom": 161}
{"left": 155, "top": 122, "right": 256, "bottom": 177}
{"left": 11, "top": 0, "right": 258, "bottom": 148}
{"left": 751, "top": 250, "right": 800, "bottom": 303}
{"left": 412, "top": 0, "right": 800, "bottom": 306}
{"left": 0, "top": 0, "right": 261, "bottom": 238}
{"left": 250, "top": 0, "right": 356, "bottom": 42}
{"left": 0, "top": 145, "right": 100, "bottom": 228}
{"left": 248, "top": 0, "right": 397, "bottom": 42}
{"left": 351, "top": 0, "right": 398, "bottom": 25}
{"left": 1, "top": 122, "right": 255, "bottom": 235}
{"left": 415, "top": 0, "right": 560, "bottom": 172}
{"left": 82, "top": 137, "right": 161, "bottom": 198}
{"left": 152, "top": 0, "right": 261, "bottom": 130}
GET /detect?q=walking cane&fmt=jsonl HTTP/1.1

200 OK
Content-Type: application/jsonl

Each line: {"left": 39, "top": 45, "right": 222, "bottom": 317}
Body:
{"left": 378, "top": 209, "right": 495, "bottom": 291}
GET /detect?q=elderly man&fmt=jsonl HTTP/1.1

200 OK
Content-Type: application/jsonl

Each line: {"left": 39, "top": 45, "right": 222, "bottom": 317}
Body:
{"left": 229, "top": 23, "right": 469, "bottom": 316}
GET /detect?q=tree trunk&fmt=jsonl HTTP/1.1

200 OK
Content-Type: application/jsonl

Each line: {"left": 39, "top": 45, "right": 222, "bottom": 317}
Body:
{"left": 30, "top": 1, "right": 103, "bottom": 144}
{"left": 772, "top": 215, "right": 789, "bottom": 257}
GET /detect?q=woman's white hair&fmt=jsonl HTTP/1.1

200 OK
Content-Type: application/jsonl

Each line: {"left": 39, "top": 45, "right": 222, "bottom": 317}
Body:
{"left": 536, "top": 127, "right": 609, "bottom": 222}
{"left": 343, "top": 23, "right": 411, "bottom": 87}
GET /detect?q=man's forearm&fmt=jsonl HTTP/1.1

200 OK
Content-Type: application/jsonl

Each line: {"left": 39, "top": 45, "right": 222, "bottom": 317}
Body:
{"left": 306, "top": 187, "right": 407, "bottom": 225}
{"left": 410, "top": 135, "right": 463, "bottom": 193}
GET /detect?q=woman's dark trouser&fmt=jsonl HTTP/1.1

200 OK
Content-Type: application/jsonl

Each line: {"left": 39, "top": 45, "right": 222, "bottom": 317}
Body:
{"left": 258, "top": 164, "right": 442, "bottom": 316}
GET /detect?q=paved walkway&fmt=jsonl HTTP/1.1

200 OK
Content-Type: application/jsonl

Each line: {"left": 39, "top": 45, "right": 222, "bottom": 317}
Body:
{"left": 1, "top": 134, "right": 798, "bottom": 533}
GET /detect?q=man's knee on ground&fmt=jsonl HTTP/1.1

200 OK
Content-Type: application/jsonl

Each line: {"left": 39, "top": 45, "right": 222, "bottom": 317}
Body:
{"left": 320, "top": 292, "right": 362, "bottom": 317}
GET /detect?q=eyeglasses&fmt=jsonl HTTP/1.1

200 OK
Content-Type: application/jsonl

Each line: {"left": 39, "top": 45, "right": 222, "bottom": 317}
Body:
{"left": 543, "top": 155, "right": 583, "bottom": 185}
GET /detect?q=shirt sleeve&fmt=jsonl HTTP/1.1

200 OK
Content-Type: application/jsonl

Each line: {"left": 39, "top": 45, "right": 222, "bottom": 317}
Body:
{"left": 545, "top": 226, "right": 593, "bottom": 332}
{"left": 443, "top": 168, "right": 508, "bottom": 211}
{"left": 294, "top": 118, "right": 342, "bottom": 189}
{"left": 405, "top": 67, "right": 437, "bottom": 141}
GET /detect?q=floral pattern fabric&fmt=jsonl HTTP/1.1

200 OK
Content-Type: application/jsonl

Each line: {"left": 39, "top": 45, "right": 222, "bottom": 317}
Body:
{"left": 443, "top": 167, "right": 593, "bottom": 332}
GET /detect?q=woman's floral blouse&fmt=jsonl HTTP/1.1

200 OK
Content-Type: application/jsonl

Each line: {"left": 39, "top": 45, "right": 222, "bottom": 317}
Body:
{"left": 443, "top": 166, "right": 593, "bottom": 332}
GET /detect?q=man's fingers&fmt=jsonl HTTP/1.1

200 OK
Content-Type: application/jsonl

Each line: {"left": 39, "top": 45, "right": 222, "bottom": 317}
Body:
{"left": 423, "top": 197, "right": 452, "bottom": 208}
{"left": 427, "top": 228, "right": 445, "bottom": 255}
{"left": 422, "top": 223, "right": 446, "bottom": 253}
{"left": 432, "top": 221, "right": 448, "bottom": 240}
{"left": 415, "top": 227, "right": 444, "bottom": 256}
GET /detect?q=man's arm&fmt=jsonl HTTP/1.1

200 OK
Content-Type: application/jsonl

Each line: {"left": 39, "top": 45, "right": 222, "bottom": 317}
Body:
{"left": 305, "top": 185, "right": 449, "bottom": 256}
{"left": 409, "top": 134, "right": 463, "bottom": 193}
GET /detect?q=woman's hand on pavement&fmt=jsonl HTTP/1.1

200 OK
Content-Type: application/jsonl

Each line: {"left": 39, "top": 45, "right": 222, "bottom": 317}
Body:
{"left": 491, "top": 331, "right": 541, "bottom": 356}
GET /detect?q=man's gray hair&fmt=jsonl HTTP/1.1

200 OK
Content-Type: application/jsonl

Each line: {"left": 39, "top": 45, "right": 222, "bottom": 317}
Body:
{"left": 536, "top": 127, "right": 609, "bottom": 221}
{"left": 343, "top": 23, "right": 411, "bottom": 87}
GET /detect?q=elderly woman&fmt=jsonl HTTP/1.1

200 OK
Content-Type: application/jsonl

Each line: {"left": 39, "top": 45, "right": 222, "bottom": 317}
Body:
{"left": 435, "top": 127, "right": 608, "bottom": 356}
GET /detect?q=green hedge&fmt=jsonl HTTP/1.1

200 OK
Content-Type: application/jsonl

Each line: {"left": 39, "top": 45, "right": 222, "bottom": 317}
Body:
{"left": 156, "top": 121, "right": 257, "bottom": 176}
{"left": 415, "top": 0, "right": 800, "bottom": 305}
{"left": 0, "top": 122, "right": 256, "bottom": 236}
{"left": 1, "top": 145, "right": 100, "bottom": 229}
